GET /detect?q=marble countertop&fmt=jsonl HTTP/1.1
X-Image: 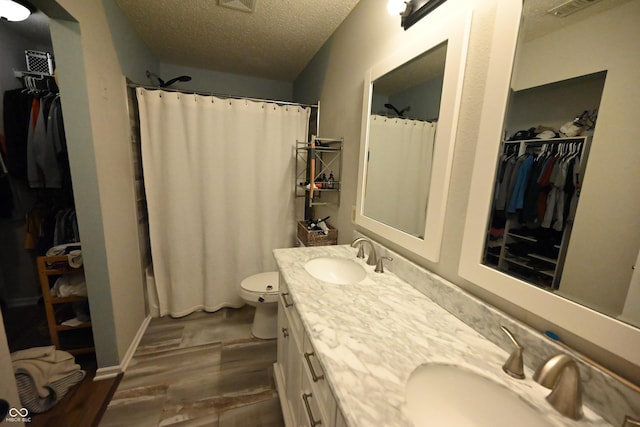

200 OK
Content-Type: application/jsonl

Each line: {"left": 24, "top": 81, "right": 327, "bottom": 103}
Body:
{"left": 273, "top": 245, "right": 611, "bottom": 427}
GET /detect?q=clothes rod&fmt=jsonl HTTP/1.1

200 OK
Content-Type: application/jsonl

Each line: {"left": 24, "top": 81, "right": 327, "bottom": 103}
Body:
{"left": 128, "top": 83, "right": 318, "bottom": 109}
{"left": 504, "top": 137, "right": 586, "bottom": 144}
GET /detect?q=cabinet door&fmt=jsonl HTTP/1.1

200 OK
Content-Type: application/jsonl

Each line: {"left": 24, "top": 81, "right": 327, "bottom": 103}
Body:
{"left": 277, "top": 296, "right": 289, "bottom": 387}
{"left": 300, "top": 366, "right": 328, "bottom": 427}
{"left": 277, "top": 289, "right": 305, "bottom": 427}
{"left": 286, "top": 328, "right": 303, "bottom": 427}
{"left": 302, "top": 333, "right": 336, "bottom": 423}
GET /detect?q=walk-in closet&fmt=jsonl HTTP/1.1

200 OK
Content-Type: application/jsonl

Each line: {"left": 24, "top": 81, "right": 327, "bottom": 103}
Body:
{"left": 484, "top": 71, "right": 605, "bottom": 290}
{"left": 1, "top": 8, "right": 95, "bottom": 398}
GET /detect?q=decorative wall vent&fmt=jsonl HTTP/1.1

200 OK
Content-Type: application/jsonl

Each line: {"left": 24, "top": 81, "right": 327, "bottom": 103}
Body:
{"left": 547, "top": 0, "right": 603, "bottom": 17}
{"left": 218, "top": 0, "right": 257, "bottom": 13}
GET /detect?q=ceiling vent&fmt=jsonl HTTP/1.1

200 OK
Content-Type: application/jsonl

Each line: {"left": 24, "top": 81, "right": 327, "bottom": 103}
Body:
{"left": 547, "top": 0, "right": 603, "bottom": 17}
{"left": 218, "top": 0, "right": 257, "bottom": 13}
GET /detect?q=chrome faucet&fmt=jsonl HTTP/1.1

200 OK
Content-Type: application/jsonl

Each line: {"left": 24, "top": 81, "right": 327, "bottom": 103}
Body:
{"left": 350, "top": 237, "right": 377, "bottom": 266}
{"left": 533, "top": 354, "right": 583, "bottom": 420}
{"left": 500, "top": 326, "right": 525, "bottom": 379}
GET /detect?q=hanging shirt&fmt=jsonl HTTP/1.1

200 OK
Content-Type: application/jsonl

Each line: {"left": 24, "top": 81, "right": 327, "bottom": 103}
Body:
{"left": 495, "top": 155, "right": 517, "bottom": 210}
{"left": 26, "top": 95, "right": 65, "bottom": 188}
{"left": 2, "top": 89, "right": 33, "bottom": 180}
{"left": 521, "top": 155, "right": 546, "bottom": 224}
{"left": 42, "top": 96, "right": 66, "bottom": 188}
{"left": 507, "top": 154, "right": 534, "bottom": 213}
{"left": 27, "top": 98, "right": 46, "bottom": 187}
{"left": 536, "top": 154, "right": 559, "bottom": 222}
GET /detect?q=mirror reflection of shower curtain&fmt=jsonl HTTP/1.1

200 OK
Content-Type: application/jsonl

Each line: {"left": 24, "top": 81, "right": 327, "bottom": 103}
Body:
{"left": 364, "top": 115, "right": 436, "bottom": 238}
{"left": 136, "top": 88, "right": 310, "bottom": 317}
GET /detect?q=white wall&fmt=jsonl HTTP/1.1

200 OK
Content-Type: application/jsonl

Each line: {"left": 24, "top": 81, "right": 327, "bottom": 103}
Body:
{"left": 31, "top": 0, "right": 158, "bottom": 369}
{"left": 294, "top": 0, "right": 639, "bottom": 380}
{"left": 158, "top": 62, "right": 294, "bottom": 101}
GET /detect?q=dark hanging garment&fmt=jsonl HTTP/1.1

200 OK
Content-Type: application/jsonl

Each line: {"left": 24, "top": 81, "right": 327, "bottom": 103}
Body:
{"left": 0, "top": 137, "right": 13, "bottom": 217}
{"left": 43, "top": 96, "right": 68, "bottom": 189}
{"left": 0, "top": 174, "right": 13, "bottom": 218}
{"left": 3, "top": 89, "right": 33, "bottom": 181}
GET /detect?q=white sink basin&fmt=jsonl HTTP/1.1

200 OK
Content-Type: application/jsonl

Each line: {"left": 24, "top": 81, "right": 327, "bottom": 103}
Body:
{"left": 406, "top": 364, "right": 552, "bottom": 427}
{"left": 304, "top": 257, "right": 367, "bottom": 285}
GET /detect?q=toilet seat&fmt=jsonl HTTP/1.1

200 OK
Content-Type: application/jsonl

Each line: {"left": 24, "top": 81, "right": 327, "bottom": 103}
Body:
{"left": 240, "top": 271, "right": 279, "bottom": 303}
{"left": 240, "top": 271, "right": 280, "bottom": 339}
{"left": 241, "top": 271, "right": 279, "bottom": 293}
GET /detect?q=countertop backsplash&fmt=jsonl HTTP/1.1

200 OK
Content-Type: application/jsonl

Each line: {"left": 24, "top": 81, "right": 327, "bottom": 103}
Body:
{"left": 353, "top": 231, "right": 640, "bottom": 427}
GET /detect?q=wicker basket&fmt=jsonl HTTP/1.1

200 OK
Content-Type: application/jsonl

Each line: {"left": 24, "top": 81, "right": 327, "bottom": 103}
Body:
{"left": 297, "top": 221, "right": 338, "bottom": 246}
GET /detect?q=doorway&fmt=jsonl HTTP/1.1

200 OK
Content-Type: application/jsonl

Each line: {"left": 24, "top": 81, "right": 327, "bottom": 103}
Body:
{"left": 0, "top": 7, "right": 102, "bottom": 422}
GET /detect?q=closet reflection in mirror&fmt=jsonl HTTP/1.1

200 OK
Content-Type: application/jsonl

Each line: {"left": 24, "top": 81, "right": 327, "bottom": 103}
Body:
{"left": 482, "top": 0, "right": 640, "bottom": 328}
{"left": 363, "top": 42, "right": 446, "bottom": 238}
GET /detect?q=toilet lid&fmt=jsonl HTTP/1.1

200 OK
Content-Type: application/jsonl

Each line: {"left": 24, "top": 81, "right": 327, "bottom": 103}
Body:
{"left": 241, "top": 271, "right": 279, "bottom": 293}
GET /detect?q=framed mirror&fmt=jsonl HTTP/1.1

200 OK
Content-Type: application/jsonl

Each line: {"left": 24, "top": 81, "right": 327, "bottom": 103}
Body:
{"left": 460, "top": 0, "right": 640, "bottom": 368}
{"left": 355, "top": 8, "right": 471, "bottom": 262}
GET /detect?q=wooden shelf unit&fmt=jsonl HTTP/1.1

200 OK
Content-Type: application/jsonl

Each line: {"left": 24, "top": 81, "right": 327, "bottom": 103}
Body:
{"left": 37, "top": 255, "right": 94, "bottom": 355}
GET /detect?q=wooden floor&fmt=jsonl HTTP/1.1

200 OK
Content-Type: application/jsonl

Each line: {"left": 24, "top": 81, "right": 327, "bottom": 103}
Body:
{"left": 99, "top": 305, "right": 284, "bottom": 427}
{"left": 2, "top": 303, "right": 120, "bottom": 427}
{"left": 29, "top": 354, "right": 121, "bottom": 427}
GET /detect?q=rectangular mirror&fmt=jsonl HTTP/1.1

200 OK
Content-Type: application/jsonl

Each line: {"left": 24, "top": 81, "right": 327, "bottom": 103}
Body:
{"left": 460, "top": 0, "right": 640, "bottom": 369}
{"left": 355, "top": 8, "right": 471, "bottom": 262}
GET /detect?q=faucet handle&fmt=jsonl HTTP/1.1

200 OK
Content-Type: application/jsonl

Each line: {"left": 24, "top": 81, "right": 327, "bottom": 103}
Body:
{"left": 374, "top": 256, "right": 393, "bottom": 273}
{"left": 350, "top": 238, "right": 366, "bottom": 259}
{"left": 501, "top": 326, "right": 525, "bottom": 379}
{"left": 623, "top": 415, "right": 640, "bottom": 427}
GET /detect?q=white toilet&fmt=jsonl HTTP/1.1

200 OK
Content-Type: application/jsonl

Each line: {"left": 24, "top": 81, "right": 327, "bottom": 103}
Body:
{"left": 240, "top": 271, "right": 279, "bottom": 339}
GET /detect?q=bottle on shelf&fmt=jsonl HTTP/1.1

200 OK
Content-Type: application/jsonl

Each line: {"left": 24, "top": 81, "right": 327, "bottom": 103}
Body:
{"left": 328, "top": 172, "right": 335, "bottom": 189}
{"left": 306, "top": 215, "right": 330, "bottom": 231}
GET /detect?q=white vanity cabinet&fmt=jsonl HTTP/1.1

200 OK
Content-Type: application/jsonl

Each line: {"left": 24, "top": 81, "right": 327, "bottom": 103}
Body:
{"left": 275, "top": 278, "right": 343, "bottom": 427}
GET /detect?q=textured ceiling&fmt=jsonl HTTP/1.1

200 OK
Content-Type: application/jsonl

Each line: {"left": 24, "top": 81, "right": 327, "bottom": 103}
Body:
{"left": 115, "top": 0, "right": 361, "bottom": 82}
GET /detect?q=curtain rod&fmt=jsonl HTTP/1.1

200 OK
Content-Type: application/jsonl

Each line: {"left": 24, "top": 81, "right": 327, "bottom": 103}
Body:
{"left": 127, "top": 83, "right": 318, "bottom": 109}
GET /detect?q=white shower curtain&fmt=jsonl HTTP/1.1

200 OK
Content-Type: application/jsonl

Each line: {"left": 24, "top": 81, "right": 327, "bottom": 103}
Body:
{"left": 136, "top": 88, "right": 310, "bottom": 317}
{"left": 364, "top": 115, "right": 436, "bottom": 238}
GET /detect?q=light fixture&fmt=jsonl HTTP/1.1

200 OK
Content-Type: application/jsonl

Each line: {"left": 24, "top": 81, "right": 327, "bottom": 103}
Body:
{"left": 389, "top": 0, "right": 449, "bottom": 30}
{"left": 0, "top": 0, "right": 32, "bottom": 22}
{"left": 388, "top": 0, "right": 414, "bottom": 20}
{"left": 387, "top": 0, "right": 410, "bottom": 16}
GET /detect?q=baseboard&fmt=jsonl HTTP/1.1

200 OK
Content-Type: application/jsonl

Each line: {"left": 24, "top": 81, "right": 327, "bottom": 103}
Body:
{"left": 120, "top": 314, "right": 151, "bottom": 373}
{"left": 94, "top": 365, "right": 121, "bottom": 381}
{"left": 6, "top": 296, "right": 41, "bottom": 308}
{"left": 93, "top": 314, "right": 152, "bottom": 381}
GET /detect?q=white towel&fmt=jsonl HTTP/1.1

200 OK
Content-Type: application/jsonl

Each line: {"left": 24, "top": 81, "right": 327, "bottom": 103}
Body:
{"left": 12, "top": 347, "right": 81, "bottom": 398}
